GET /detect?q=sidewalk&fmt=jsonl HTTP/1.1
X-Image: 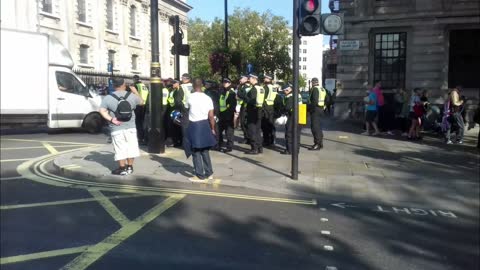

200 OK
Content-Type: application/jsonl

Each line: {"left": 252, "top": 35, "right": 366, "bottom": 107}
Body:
{"left": 53, "top": 119, "right": 480, "bottom": 206}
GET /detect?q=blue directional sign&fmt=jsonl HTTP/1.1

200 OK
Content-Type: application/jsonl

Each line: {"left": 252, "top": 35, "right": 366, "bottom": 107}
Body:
{"left": 247, "top": 63, "right": 253, "bottom": 74}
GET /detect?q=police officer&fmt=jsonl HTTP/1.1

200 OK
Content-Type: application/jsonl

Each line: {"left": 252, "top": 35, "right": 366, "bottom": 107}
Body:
{"left": 280, "top": 83, "right": 300, "bottom": 155}
{"left": 308, "top": 77, "right": 326, "bottom": 150}
{"left": 244, "top": 74, "right": 265, "bottom": 155}
{"left": 262, "top": 74, "right": 281, "bottom": 147}
{"left": 218, "top": 78, "right": 237, "bottom": 153}
{"left": 132, "top": 75, "right": 149, "bottom": 145}
{"left": 236, "top": 75, "right": 251, "bottom": 144}
{"left": 180, "top": 73, "right": 193, "bottom": 95}
{"left": 167, "top": 79, "right": 185, "bottom": 147}
{"left": 204, "top": 80, "right": 221, "bottom": 150}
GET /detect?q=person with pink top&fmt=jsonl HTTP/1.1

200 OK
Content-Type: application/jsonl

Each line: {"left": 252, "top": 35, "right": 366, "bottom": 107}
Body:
{"left": 372, "top": 80, "right": 387, "bottom": 132}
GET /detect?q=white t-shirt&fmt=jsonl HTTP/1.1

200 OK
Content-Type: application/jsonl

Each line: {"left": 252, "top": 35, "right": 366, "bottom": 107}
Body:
{"left": 186, "top": 92, "right": 214, "bottom": 122}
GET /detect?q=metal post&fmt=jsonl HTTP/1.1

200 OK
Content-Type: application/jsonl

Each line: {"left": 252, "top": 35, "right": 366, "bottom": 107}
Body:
{"left": 224, "top": 0, "right": 229, "bottom": 78}
{"left": 291, "top": 0, "right": 300, "bottom": 180}
{"left": 174, "top": 15, "right": 180, "bottom": 80}
{"left": 148, "top": 0, "right": 165, "bottom": 154}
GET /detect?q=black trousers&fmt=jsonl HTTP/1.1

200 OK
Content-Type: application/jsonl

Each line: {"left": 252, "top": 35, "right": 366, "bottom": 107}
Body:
{"left": 240, "top": 106, "right": 249, "bottom": 141}
{"left": 310, "top": 109, "right": 324, "bottom": 145}
{"left": 135, "top": 105, "right": 146, "bottom": 141}
{"left": 285, "top": 115, "right": 294, "bottom": 152}
{"left": 246, "top": 107, "right": 262, "bottom": 150}
{"left": 219, "top": 116, "right": 234, "bottom": 149}
{"left": 262, "top": 106, "right": 275, "bottom": 146}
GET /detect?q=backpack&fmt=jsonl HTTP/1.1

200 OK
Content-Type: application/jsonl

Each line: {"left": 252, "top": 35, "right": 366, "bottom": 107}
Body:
{"left": 111, "top": 92, "right": 133, "bottom": 121}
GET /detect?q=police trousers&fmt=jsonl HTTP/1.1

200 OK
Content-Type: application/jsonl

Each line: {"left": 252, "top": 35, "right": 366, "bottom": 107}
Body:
{"left": 240, "top": 106, "right": 249, "bottom": 141}
{"left": 218, "top": 116, "right": 234, "bottom": 149}
{"left": 246, "top": 107, "right": 262, "bottom": 150}
{"left": 285, "top": 115, "right": 295, "bottom": 153}
{"left": 310, "top": 109, "right": 324, "bottom": 145}
{"left": 135, "top": 105, "right": 146, "bottom": 141}
{"left": 262, "top": 106, "right": 275, "bottom": 146}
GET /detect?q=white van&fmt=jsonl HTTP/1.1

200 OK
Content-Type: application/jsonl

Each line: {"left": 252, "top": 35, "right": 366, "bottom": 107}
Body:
{"left": 0, "top": 28, "right": 103, "bottom": 133}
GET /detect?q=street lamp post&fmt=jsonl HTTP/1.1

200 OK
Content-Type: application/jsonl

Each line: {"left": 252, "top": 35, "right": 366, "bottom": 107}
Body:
{"left": 224, "top": 0, "right": 229, "bottom": 78}
{"left": 148, "top": 0, "right": 165, "bottom": 154}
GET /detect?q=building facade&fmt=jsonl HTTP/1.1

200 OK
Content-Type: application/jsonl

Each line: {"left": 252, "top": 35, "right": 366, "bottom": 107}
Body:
{"left": 1, "top": 0, "right": 192, "bottom": 78}
{"left": 334, "top": 0, "right": 480, "bottom": 120}
{"left": 288, "top": 31, "right": 324, "bottom": 90}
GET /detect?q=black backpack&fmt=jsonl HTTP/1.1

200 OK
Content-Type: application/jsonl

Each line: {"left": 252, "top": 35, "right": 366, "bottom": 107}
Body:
{"left": 111, "top": 92, "right": 133, "bottom": 121}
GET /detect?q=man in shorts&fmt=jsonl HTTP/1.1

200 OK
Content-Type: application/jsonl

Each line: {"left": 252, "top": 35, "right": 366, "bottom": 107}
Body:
{"left": 99, "top": 77, "right": 144, "bottom": 175}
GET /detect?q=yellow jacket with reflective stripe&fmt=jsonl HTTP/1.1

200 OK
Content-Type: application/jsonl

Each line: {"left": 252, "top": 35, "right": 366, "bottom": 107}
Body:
{"left": 255, "top": 85, "right": 265, "bottom": 108}
{"left": 265, "top": 84, "right": 278, "bottom": 106}
{"left": 136, "top": 83, "right": 149, "bottom": 102}
{"left": 162, "top": 87, "right": 169, "bottom": 106}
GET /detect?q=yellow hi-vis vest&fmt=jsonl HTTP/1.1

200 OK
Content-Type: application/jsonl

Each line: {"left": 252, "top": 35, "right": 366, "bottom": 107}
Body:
{"left": 255, "top": 85, "right": 265, "bottom": 108}
{"left": 311, "top": 86, "right": 327, "bottom": 107}
{"left": 181, "top": 83, "right": 192, "bottom": 105}
{"left": 219, "top": 89, "right": 232, "bottom": 112}
{"left": 162, "top": 87, "right": 169, "bottom": 106}
{"left": 239, "top": 84, "right": 252, "bottom": 107}
{"left": 136, "top": 83, "right": 149, "bottom": 102}
{"left": 265, "top": 84, "right": 278, "bottom": 106}
{"left": 167, "top": 89, "right": 176, "bottom": 107}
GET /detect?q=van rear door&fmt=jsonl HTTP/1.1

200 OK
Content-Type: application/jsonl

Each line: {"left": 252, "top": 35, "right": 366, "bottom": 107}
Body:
{"left": 50, "top": 67, "right": 97, "bottom": 128}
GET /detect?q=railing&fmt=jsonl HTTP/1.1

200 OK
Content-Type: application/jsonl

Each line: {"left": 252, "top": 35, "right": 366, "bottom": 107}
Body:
{"left": 73, "top": 69, "right": 150, "bottom": 95}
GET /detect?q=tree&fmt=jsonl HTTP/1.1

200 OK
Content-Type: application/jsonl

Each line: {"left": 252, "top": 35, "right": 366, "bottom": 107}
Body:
{"left": 188, "top": 8, "right": 292, "bottom": 81}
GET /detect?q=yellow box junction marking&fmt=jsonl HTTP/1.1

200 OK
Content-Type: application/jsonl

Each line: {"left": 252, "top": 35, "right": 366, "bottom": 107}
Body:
{"left": 42, "top": 143, "right": 59, "bottom": 154}
{"left": 0, "top": 176, "right": 24, "bottom": 181}
{"left": 0, "top": 245, "right": 91, "bottom": 265}
{"left": 1, "top": 158, "right": 30, "bottom": 163}
{"left": 2, "top": 138, "right": 102, "bottom": 146}
{"left": 1, "top": 145, "right": 87, "bottom": 150}
{"left": 88, "top": 190, "right": 131, "bottom": 227}
{"left": 60, "top": 194, "right": 185, "bottom": 270}
{"left": 0, "top": 194, "right": 144, "bottom": 210}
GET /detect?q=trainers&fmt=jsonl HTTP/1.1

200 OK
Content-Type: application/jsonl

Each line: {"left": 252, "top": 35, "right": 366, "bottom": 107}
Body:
{"left": 457, "top": 140, "right": 464, "bottom": 144}
{"left": 207, "top": 175, "right": 214, "bottom": 180}
{"left": 126, "top": 165, "right": 133, "bottom": 174}
{"left": 189, "top": 176, "right": 205, "bottom": 182}
{"left": 112, "top": 167, "right": 127, "bottom": 176}
{"left": 446, "top": 140, "right": 453, "bottom": 144}
{"left": 387, "top": 131, "right": 395, "bottom": 135}
{"left": 361, "top": 131, "right": 370, "bottom": 136}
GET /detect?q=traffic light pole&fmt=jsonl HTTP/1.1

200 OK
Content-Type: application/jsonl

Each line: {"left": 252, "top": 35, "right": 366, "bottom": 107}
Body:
{"left": 174, "top": 15, "right": 181, "bottom": 80}
{"left": 291, "top": 0, "right": 300, "bottom": 180}
{"left": 148, "top": 0, "right": 165, "bottom": 154}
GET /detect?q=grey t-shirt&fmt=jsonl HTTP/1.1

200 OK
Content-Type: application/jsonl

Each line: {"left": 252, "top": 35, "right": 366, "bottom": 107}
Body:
{"left": 100, "top": 90, "right": 142, "bottom": 132}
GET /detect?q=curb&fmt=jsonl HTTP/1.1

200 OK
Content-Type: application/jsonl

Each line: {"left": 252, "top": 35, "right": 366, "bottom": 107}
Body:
{"left": 50, "top": 147, "right": 322, "bottom": 198}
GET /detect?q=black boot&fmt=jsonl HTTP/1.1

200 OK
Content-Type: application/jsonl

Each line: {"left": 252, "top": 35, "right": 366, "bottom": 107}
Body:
{"left": 281, "top": 149, "right": 291, "bottom": 155}
{"left": 244, "top": 146, "right": 259, "bottom": 155}
{"left": 308, "top": 143, "right": 323, "bottom": 151}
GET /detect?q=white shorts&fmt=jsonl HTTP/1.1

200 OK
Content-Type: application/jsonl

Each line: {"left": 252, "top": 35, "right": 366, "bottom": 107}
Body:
{"left": 111, "top": 128, "right": 140, "bottom": 161}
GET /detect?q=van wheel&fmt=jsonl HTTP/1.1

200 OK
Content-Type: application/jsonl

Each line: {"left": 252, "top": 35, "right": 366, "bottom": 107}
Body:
{"left": 83, "top": 113, "right": 104, "bottom": 134}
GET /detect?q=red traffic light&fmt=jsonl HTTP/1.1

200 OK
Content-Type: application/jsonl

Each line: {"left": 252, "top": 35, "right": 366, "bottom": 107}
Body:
{"left": 302, "top": 0, "right": 319, "bottom": 13}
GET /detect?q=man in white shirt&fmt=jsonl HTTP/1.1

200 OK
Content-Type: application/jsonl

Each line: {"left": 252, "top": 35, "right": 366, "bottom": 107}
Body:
{"left": 185, "top": 79, "right": 217, "bottom": 181}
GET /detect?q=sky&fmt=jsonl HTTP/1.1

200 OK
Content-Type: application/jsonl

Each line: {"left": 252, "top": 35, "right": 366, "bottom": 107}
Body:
{"left": 186, "top": 0, "right": 332, "bottom": 44}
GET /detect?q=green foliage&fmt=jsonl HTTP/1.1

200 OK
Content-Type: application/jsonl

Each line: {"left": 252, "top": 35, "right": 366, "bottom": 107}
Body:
{"left": 188, "top": 8, "right": 292, "bottom": 82}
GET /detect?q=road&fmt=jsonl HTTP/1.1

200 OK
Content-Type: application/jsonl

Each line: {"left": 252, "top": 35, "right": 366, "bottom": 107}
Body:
{"left": 1, "top": 131, "right": 479, "bottom": 270}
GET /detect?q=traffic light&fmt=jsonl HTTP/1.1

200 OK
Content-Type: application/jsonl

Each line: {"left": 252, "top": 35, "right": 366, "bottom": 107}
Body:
{"left": 299, "top": 0, "right": 321, "bottom": 36}
{"left": 170, "top": 29, "right": 190, "bottom": 56}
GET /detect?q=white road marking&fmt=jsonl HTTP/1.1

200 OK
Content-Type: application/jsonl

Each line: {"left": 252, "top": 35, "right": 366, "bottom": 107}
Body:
{"left": 323, "top": 245, "right": 334, "bottom": 251}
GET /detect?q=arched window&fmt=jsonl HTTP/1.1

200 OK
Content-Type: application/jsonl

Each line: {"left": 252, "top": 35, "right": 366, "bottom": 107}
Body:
{"left": 130, "top": 5, "right": 137, "bottom": 36}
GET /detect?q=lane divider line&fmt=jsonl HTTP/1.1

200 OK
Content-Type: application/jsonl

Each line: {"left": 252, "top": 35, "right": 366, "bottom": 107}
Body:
{"left": 0, "top": 194, "right": 146, "bottom": 210}
{"left": 1, "top": 145, "right": 89, "bottom": 150}
{"left": 2, "top": 138, "right": 103, "bottom": 146}
{"left": 0, "top": 245, "right": 91, "bottom": 265}
{"left": 60, "top": 194, "right": 185, "bottom": 270}
{"left": 42, "top": 143, "right": 59, "bottom": 154}
{"left": 88, "top": 190, "right": 131, "bottom": 227}
{"left": 0, "top": 176, "right": 25, "bottom": 181}
{"left": 1, "top": 158, "right": 31, "bottom": 163}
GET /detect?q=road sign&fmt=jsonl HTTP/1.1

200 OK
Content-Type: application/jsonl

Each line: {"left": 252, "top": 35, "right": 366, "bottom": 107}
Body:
{"left": 247, "top": 63, "right": 253, "bottom": 74}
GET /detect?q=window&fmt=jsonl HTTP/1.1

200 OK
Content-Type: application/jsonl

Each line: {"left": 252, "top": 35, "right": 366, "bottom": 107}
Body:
{"left": 130, "top": 5, "right": 137, "bottom": 36}
{"left": 303, "top": 57, "right": 307, "bottom": 61}
{"left": 55, "top": 72, "right": 88, "bottom": 96}
{"left": 80, "top": 45, "right": 89, "bottom": 64}
{"left": 131, "top": 54, "right": 138, "bottom": 70}
{"left": 77, "top": 0, "right": 86, "bottom": 22}
{"left": 108, "top": 50, "right": 115, "bottom": 66}
{"left": 41, "top": 0, "right": 52, "bottom": 13}
{"left": 303, "top": 49, "right": 307, "bottom": 53}
{"left": 303, "top": 40, "right": 307, "bottom": 45}
{"left": 106, "top": 0, "right": 114, "bottom": 30}
{"left": 303, "top": 65, "right": 307, "bottom": 70}
{"left": 373, "top": 32, "right": 407, "bottom": 89}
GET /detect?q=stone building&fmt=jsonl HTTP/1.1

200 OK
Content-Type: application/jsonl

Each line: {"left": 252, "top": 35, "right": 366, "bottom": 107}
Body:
{"left": 0, "top": 0, "right": 192, "bottom": 78}
{"left": 334, "top": 0, "right": 480, "bottom": 120}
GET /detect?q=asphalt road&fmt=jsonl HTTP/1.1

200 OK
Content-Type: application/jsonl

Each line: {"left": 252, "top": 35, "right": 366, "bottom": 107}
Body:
{"left": 1, "top": 131, "right": 479, "bottom": 270}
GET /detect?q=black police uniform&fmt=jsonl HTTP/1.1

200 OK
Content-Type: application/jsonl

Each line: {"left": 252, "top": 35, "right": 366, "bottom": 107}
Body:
{"left": 218, "top": 87, "right": 237, "bottom": 152}
{"left": 205, "top": 84, "right": 221, "bottom": 149}
{"left": 172, "top": 86, "right": 186, "bottom": 147}
{"left": 309, "top": 85, "right": 324, "bottom": 149}
{"left": 236, "top": 82, "right": 251, "bottom": 144}
{"left": 261, "top": 83, "right": 275, "bottom": 146}
{"left": 283, "top": 93, "right": 296, "bottom": 154}
{"left": 244, "top": 83, "right": 264, "bottom": 154}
